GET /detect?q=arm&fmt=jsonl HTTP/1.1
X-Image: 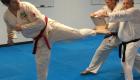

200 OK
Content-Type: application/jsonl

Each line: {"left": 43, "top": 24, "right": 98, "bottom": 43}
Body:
{"left": 7, "top": 27, "right": 16, "bottom": 45}
{"left": 98, "top": 8, "right": 138, "bottom": 22}
{"left": 4, "top": 18, "right": 16, "bottom": 45}
{"left": 90, "top": 6, "right": 106, "bottom": 17}
{"left": 108, "top": 8, "right": 135, "bottom": 22}
{"left": 16, "top": 2, "right": 46, "bottom": 32}
{"left": 90, "top": 6, "right": 109, "bottom": 34}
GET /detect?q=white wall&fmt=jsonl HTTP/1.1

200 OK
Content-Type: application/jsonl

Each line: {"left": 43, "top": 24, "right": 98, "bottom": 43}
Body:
{"left": 41, "top": 0, "right": 102, "bottom": 27}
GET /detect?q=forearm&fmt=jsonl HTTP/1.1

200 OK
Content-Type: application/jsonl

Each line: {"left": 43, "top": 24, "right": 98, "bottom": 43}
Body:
{"left": 95, "top": 29, "right": 110, "bottom": 35}
{"left": 7, "top": 35, "right": 14, "bottom": 45}
{"left": 107, "top": 8, "right": 136, "bottom": 22}
{"left": 7, "top": 27, "right": 17, "bottom": 37}
{"left": 7, "top": 29, "right": 17, "bottom": 45}
{"left": 21, "top": 19, "right": 45, "bottom": 31}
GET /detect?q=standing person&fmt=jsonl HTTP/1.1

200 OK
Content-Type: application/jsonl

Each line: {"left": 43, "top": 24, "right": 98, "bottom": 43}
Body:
{"left": 81, "top": 0, "right": 122, "bottom": 75}
{"left": 0, "top": 0, "right": 97, "bottom": 80}
{"left": 96, "top": 0, "right": 140, "bottom": 80}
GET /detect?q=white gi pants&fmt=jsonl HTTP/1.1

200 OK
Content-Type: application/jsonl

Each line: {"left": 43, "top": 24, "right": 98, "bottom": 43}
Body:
{"left": 35, "top": 21, "right": 96, "bottom": 80}
{"left": 122, "top": 40, "right": 140, "bottom": 80}
{"left": 86, "top": 36, "right": 120, "bottom": 73}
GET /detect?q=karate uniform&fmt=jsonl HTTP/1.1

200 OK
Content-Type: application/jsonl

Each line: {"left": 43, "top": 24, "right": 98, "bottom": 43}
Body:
{"left": 3, "top": 2, "right": 96, "bottom": 80}
{"left": 85, "top": 3, "right": 122, "bottom": 73}
{"left": 108, "top": 7, "right": 140, "bottom": 80}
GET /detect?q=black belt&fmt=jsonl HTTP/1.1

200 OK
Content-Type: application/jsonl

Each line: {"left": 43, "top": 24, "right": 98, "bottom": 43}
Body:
{"left": 104, "top": 32, "right": 117, "bottom": 39}
{"left": 119, "top": 38, "right": 140, "bottom": 62}
{"left": 32, "top": 16, "right": 51, "bottom": 54}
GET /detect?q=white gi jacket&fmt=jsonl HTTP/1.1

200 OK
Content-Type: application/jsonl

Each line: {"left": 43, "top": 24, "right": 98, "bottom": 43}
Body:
{"left": 93, "top": 3, "right": 123, "bottom": 33}
{"left": 4, "top": 2, "right": 52, "bottom": 39}
{"left": 108, "top": 7, "right": 140, "bottom": 42}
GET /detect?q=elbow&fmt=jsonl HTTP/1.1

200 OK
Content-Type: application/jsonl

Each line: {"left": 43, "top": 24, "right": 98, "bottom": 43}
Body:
{"left": 90, "top": 13, "right": 96, "bottom": 17}
{"left": 37, "top": 19, "right": 46, "bottom": 30}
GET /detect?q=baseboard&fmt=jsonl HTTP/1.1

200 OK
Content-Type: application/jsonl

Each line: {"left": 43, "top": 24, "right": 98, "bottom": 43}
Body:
{"left": 0, "top": 41, "right": 33, "bottom": 47}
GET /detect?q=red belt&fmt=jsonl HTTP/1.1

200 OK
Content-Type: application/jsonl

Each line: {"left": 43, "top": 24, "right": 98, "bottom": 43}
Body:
{"left": 119, "top": 38, "right": 140, "bottom": 62}
{"left": 32, "top": 16, "right": 51, "bottom": 54}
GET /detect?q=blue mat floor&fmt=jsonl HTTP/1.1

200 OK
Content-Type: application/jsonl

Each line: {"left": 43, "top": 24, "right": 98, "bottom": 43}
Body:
{"left": 0, "top": 35, "right": 140, "bottom": 80}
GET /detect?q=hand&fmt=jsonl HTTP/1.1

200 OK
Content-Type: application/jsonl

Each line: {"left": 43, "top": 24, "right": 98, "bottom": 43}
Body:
{"left": 96, "top": 11, "right": 108, "bottom": 17}
{"left": 90, "top": 13, "right": 97, "bottom": 17}
{"left": 15, "top": 24, "right": 22, "bottom": 31}
{"left": 7, "top": 39, "right": 14, "bottom": 45}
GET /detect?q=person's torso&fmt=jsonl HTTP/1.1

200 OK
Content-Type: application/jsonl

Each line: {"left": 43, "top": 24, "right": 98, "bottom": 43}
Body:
{"left": 4, "top": 2, "right": 46, "bottom": 38}
{"left": 104, "top": 3, "right": 123, "bottom": 32}
{"left": 119, "top": 21, "right": 140, "bottom": 42}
